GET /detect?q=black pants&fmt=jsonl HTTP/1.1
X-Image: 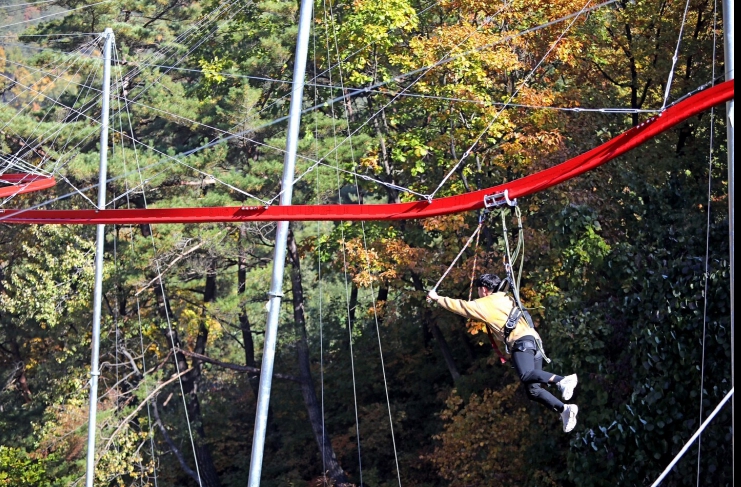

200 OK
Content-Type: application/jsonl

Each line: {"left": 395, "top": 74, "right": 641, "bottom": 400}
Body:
{"left": 510, "top": 338, "right": 564, "bottom": 413}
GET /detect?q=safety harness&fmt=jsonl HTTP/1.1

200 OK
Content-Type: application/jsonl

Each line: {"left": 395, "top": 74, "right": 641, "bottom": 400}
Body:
{"left": 497, "top": 201, "right": 551, "bottom": 362}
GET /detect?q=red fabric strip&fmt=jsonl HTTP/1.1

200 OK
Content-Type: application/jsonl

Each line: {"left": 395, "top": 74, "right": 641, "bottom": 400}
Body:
{"left": 1, "top": 80, "right": 732, "bottom": 225}
{"left": 0, "top": 174, "right": 56, "bottom": 198}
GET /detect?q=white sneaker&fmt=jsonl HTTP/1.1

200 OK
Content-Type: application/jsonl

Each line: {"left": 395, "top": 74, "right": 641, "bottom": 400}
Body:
{"left": 561, "top": 404, "right": 578, "bottom": 433}
{"left": 558, "top": 374, "right": 578, "bottom": 401}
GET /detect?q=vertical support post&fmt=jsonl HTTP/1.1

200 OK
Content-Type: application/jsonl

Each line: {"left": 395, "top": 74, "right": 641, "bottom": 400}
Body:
{"left": 721, "top": 0, "right": 734, "bottom": 481}
{"left": 247, "top": 1, "right": 313, "bottom": 485}
{"left": 84, "top": 27, "right": 113, "bottom": 487}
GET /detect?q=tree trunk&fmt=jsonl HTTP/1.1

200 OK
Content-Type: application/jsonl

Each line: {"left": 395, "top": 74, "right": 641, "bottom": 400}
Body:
{"left": 456, "top": 328, "right": 476, "bottom": 365}
{"left": 370, "top": 96, "right": 401, "bottom": 205}
{"left": 238, "top": 225, "right": 259, "bottom": 398}
{"left": 411, "top": 273, "right": 461, "bottom": 382}
{"left": 237, "top": 226, "right": 279, "bottom": 442}
{"left": 348, "top": 283, "right": 358, "bottom": 330}
{"left": 376, "top": 286, "right": 388, "bottom": 304}
{"left": 152, "top": 262, "right": 222, "bottom": 487}
{"left": 427, "top": 315, "right": 461, "bottom": 382}
{"left": 287, "top": 229, "right": 350, "bottom": 485}
{"left": 10, "top": 339, "right": 31, "bottom": 403}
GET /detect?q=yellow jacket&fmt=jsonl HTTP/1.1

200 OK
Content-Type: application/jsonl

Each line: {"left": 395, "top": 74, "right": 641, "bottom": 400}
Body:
{"left": 436, "top": 292, "right": 539, "bottom": 348}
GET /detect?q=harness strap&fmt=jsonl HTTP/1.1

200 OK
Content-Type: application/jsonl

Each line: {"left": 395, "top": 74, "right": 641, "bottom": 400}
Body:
{"left": 501, "top": 207, "right": 552, "bottom": 363}
{"left": 467, "top": 210, "right": 507, "bottom": 364}
{"left": 503, "top": 305, "right": 522, "bottom": 354}
{"left": 485, "top": 327, "right": 507, "bottom": 364}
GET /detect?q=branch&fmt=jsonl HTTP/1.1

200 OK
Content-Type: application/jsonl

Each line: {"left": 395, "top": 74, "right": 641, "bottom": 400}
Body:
{"left": 118, "top": 347, "right": 142, "bottom": 376}
{"left": 136, "top": 235, "right": 219, "bottom": 296}
{"left": 177, "top": 349, "right": 301, "bottom": 382}
{"left": 152, "top": 401, "right": 200, "bottom": 484}
{"left": 1, "top": 362, "right": 21, "bottom": 393}
{"left": 585, "top": 58, "right": 630, "bottom": 88}
{"left": 143, "top": 0, "right": 181, "bottom": 28}
{"left": 102, "top": 367, "right": 193, "bottom": 454}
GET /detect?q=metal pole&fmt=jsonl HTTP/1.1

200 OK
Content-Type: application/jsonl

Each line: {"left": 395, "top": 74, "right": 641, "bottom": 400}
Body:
{"left": 84, "top": 27, "right": 113, "bottom": 487}
{"left": 721, "top": 0, "right": 734, "bottom": 482}
{"left": 247, "top": 0, "right": 314, "bottom": 485}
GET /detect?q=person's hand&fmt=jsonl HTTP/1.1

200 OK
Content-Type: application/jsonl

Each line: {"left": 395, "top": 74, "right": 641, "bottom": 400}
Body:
{"left": 427, "top": 290, "right": 439, "bottom": 303}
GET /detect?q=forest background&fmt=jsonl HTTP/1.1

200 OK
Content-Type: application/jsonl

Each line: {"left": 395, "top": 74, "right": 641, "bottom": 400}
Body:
{"left": 0, "top": 0, "right": 733, "bottom": 485}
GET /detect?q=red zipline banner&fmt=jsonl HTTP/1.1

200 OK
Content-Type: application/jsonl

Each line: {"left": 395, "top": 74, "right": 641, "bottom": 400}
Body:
{"left": 0, "top": 80, "right": 733, "bottom": 225}
{"left": 0, "top": 174, "right": 56, "bottom": 198}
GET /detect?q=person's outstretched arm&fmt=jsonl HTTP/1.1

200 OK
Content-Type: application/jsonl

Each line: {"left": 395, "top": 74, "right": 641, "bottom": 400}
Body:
{"left": 428, "top": 290, "right": 490, "bottom": 323}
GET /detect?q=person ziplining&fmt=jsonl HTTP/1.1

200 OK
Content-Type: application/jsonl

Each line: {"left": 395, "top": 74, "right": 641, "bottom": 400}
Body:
{"left": 426, "top": 200, "right": 580, "bottom": 432}
{"left": 428, "top": 273, "right": 580, "bottom": 433}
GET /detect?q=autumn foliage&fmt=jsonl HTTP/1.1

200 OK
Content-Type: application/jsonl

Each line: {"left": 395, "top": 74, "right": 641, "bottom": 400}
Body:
{"left": 0, "top": 0, "right": 732, "bottom": 485}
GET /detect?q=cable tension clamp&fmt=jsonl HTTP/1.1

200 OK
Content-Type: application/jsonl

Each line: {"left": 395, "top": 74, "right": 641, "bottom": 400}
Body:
{"left": 483, "top": 189, "right": 517, "bottom": 208}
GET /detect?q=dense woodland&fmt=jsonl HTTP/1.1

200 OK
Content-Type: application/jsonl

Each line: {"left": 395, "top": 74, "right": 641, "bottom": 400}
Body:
{"left": 0, "top": 0, "right": 733, "bottom": 485}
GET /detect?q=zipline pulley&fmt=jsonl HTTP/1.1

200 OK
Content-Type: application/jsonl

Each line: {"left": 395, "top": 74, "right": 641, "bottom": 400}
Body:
{"left": 484, "top": 189, "right": 517, "bottom": 208}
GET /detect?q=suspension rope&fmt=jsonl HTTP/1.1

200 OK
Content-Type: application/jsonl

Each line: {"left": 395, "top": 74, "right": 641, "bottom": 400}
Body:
{"left": 0, "top": 40, "right": 101, "bottom": 202}
{"left": 2, "top": 56, "right": 338, "bottom": 180}
{"left": 697, "top": 1, "right": 719, "bottom": 482}
{"left": 18, "top": 50, "right": 668, "bottom": 115}
{"left": 116, "top": 40, "right": 160, "bottom": 482}
{"left": 0, "top": 41, "right": 98, "bottom": 148}
{"left": 0, "top": 155, "right": 51, "bottom": 176}
{"left": 13, "top": 0, "right": 248, "bottom": 180}
{"left": 465, "top": 211, "right": 508, "bottom": 363}
{"left": 322, "top": 0, "right": 364, "bottom": 481}
{"left": 500, "top": 207, "right": 525, "bottom": 303}
{"left": 359, "top": 89, "right": 663, "bottom": 113}
{"left": 268, "top": 2, "right": 510, "bottom": 208}
{"left": 9, "top": 14, "right": 273, "bottom": 206}
{"left": 499, "top": 205, "right": 549, "bottom": 362}
{"left": 431, "top": 222, "right": 484, "bottom": 294}
{"left": 0, "top": 0, "right": 115, "bottom": 30}
{"left": 324, "top": 0, "right": 403, "bottom": 479}
{"left": 1, "top": 1, "right": 276, "bottom": 210}
{"left": 311, "top": 17, "right": 329, "bottom": 483}
{"left": 315, "top": 161, "right": 428, "bottom": 199}
{"left": 7, "top": 51, "right": 102, "bottom": 174}
{"left": 112, "top": 41, "right": 204, "bottom": 486}
{"left": 0, "top": 37, "right": 97, "bottom": 140}
{"left": 136, "top": 296, "right": 160, "bottom": 487}
{"left": 697, "top": 108, "right": 715, "bottom": 487}
{"left": 661, "top": 0, "right": 693, "bottom": 110}
{"left": 0, "top": 68, "right": 270, "bottom": 206}
{"left": 10, "top": 0, "right": 246, "bottom": 153}
{"left": 428, "top": 0, "right": 597, "bottom": 200}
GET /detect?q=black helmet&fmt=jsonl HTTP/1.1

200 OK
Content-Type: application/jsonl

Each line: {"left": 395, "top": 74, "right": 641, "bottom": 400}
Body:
{"left": 474, "top": 273, "right": 509, "bottom": 293}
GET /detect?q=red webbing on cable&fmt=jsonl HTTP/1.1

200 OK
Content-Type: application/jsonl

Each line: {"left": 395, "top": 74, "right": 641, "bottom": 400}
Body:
{"left": 0, "top": 81, "right": 733, "bottom": 225}
{"left": 0, "top": 174, "right": 56, "bottom": 198}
